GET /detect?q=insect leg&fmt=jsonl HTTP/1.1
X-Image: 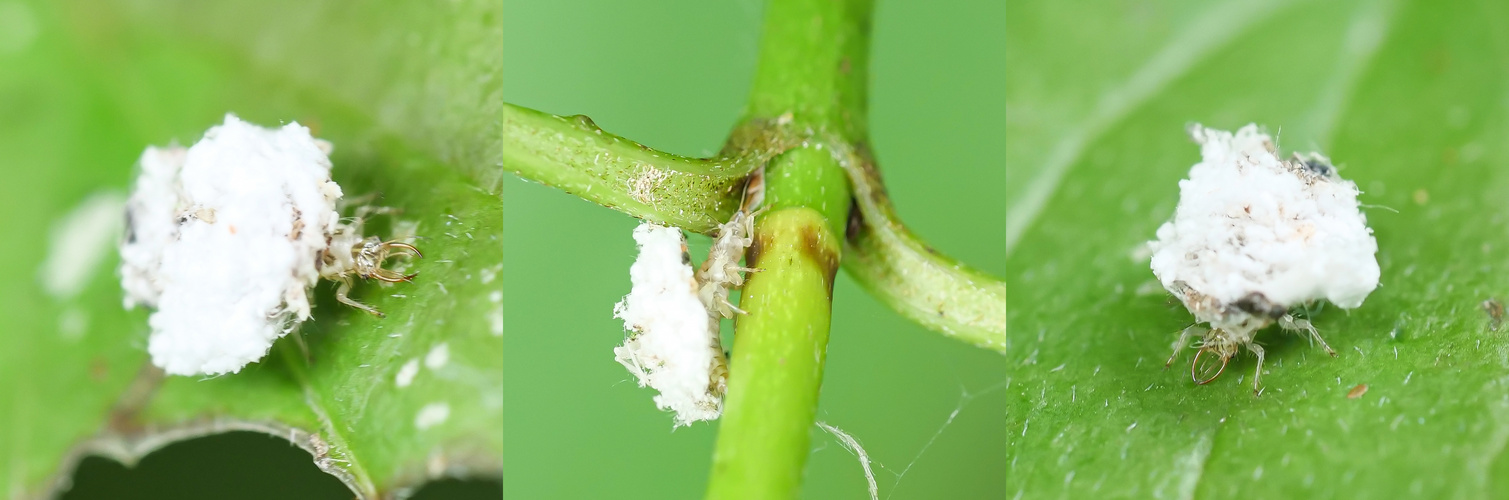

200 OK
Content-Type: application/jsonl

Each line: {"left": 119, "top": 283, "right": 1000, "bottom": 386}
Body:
{"left": 1248, "top": 343, "right": 1266, "bottom": 396}
{"left": 340, "top": 192, "right": 381, "bottom": 208}
{"left": 335, "top": 276, "right": 385, "bottom": 318}
{"left": 1280, "top": 314, "right": 1336, "bottom": 357}
{"left": 722, "top": 298, "right": 747, "bottom": 316}
{"left": 349, "top": 200, "right": 400, "bottom": 222}
{"left": 1166, "top": 324, "right": 1207, "bottom": 368}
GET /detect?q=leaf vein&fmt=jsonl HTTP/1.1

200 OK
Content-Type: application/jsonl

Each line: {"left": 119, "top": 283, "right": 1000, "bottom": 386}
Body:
{"left": 1005, "top": 0, "right": 1298, "bottom": 255}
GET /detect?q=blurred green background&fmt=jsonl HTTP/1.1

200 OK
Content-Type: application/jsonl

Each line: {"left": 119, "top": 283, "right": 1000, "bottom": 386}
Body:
{"left": 502, "top": 0, "right": 1006, "bottom": 498}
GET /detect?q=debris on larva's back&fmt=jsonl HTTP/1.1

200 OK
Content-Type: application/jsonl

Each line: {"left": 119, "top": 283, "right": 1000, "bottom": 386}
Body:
{"left": 1149, "top": 124, "right": 1380, "bottom": 393}
{"left": 120, "top": 113, "right": 419, "bottom": 376}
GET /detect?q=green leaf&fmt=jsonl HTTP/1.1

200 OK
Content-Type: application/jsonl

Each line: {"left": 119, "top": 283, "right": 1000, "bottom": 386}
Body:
{"left": 500, "top": 0, "right": 1006, "bottom": 498}
{"left": 0, "top": 1, "right": 501, "bottom": 498}
{"left": 1007, "top": 0, "right": 1509, "bottom": 497}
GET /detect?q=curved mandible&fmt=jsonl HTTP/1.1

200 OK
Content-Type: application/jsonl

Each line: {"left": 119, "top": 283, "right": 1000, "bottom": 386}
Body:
{"left": 1191, "top": 349, "right": 1229, "bottom": 385}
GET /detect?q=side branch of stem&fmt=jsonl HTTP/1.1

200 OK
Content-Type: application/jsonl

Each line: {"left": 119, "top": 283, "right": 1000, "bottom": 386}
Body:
{"left": 836, "top": 143, "right": 1007, "bottom": 352}
{"left": 503, "top": 103, "right": 778, "bottom": 234}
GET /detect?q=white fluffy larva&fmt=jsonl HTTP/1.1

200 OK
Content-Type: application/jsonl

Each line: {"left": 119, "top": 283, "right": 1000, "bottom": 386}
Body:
{"left": 613, "top": 222, "right": 726, "bottom": 426}
{"left": 120, "top": 113, "right": 420, "bottom": 376}
{"left": 1149, "top": 124, "right": 1380, "bottom": 394}
{"left": 613, "top": 174, "right": 764, "bottom": 426}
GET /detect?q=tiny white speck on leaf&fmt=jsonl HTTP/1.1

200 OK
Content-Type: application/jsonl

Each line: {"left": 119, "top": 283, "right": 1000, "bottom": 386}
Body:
{"left": 42, "top": 192, "right": 126, "bottom": 300}
{"left": 425, "top": 342, "right": 450, "bottom": 369}
{"left": 488, "top": 305, "right": 503, "bottom": 336}
{"left": 58, "top": 308, "right": 87, "bottom": 341}
{"left": 0, "top": 2, "right": 39, "bottom": 54}
{"left": 415, "top": 402, "right": 450, "bottom": 430}
{"left": 396, "top": 359, "right": 420, "bottom": 388}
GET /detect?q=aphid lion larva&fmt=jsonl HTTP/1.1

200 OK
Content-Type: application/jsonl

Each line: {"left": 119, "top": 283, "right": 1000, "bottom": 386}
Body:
{"left": 698, "top": 171, "right": 766, "bottom": 318}
{"left": 1154, "top": 124, "right": 1378, "bottom": 395}
{"left": 315, "top": 202, "right": 422, "bottom": 318}
{"left": 697, "top": 209, "right": 763, "bottom": 318}
{"left": 696, "top": 172, "right": 766, "bottom": 396}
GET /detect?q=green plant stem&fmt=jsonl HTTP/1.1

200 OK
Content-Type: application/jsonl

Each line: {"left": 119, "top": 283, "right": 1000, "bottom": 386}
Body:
{"left": 742, "top": 1, "right": 873, "bottom": 140}
{"left": 836, "top": 143, "right": 1007, "bottom": 351}
{"left": 497, "top": 0, "right": 1003, "bottom": 354}
{"left": 708, "top": 178, "right": 847, "bottom": 500}
{"left": 706, "top": 0, "right": 871, "bottom": 497}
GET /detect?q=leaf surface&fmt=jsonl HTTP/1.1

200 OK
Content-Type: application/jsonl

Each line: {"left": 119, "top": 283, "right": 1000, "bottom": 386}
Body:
{"left": 1006, "top": 0, "right": 1509, "bottom": 497}
{"left": 0, "top": 1, "right": 502, "bottom": 497}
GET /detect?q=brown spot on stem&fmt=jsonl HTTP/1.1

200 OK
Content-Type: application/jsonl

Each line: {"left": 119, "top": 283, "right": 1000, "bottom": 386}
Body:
{"left": 850, "top": 143, "right": 895, "bottom": 208}
{"left": 747, "top": 230, "right": 769, "bottom": 269}
{"left": 801, "top": 227, "right": 840, "bottom": 299}
{"left": 845, "top": 199, "right": 864, "bottom": 243}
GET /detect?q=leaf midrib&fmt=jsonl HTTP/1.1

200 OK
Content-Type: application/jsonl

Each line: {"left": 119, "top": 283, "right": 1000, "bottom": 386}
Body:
{"left": 1004, "top": 0, "right": 1297, "bottom": 256}
{"left": 279, "top": 343, "right": 378, "bottom": 496}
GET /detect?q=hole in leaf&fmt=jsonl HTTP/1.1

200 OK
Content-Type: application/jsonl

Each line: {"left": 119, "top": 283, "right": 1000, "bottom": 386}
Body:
{"left": 408, "top": 478, "right": 502, "bottom": 499}
{"left": 59, "top": 431, "right": 349, "bottom": 499}
{"left": 58, "top": 431, "right": 501, "bottom": 499}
